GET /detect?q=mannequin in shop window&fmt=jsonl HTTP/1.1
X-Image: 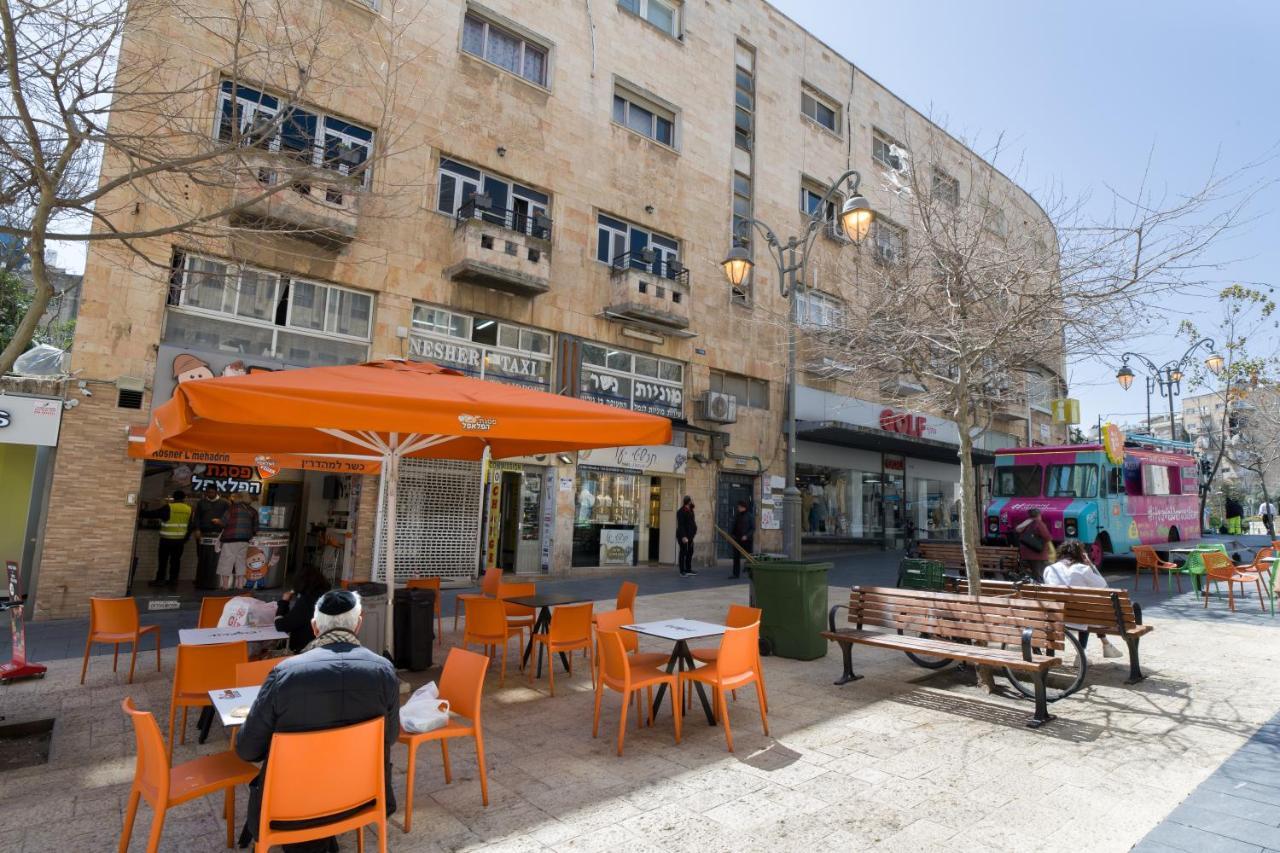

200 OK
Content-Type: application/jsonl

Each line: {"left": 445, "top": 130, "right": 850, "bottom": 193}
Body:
{"left": 577, "top": 484, "right": 596, "bottom": 523}
{"left": 808, "top": 480, "right": 827, "bottom": 534}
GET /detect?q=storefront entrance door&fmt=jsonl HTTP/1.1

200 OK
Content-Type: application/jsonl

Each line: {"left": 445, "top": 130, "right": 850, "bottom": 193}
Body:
{"left": 716, "top": 474, "right": 756, "bottom": 559}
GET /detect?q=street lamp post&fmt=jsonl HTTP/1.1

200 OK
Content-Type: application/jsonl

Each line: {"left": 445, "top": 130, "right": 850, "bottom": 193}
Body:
{"left": 721, "top": 169, "right": 874, "bottom": 559}
{"left": 1116, "top": 339, "right": 1224, "bottom": 440}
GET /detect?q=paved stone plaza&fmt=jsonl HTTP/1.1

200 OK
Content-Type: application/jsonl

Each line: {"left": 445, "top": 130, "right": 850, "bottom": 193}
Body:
{"left": 2, "top": 562, "right": 1278, "bottom": 853}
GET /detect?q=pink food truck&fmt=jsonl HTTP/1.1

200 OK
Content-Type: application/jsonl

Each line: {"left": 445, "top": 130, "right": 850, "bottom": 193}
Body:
{"left": 983, "top": 429, "right": 1201, "bottom": 565}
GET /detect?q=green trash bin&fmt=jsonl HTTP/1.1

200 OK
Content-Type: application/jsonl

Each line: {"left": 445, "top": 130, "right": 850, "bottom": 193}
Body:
{"left": 749, "top": 560, "right": 832, "bottom": 660}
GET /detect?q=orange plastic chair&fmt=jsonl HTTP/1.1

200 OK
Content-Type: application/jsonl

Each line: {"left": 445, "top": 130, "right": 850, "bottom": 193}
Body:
{"left": 1133, "top": 546, "right": 1180, "bottom": 592}
{"left": 462, "top": 597, "right": 522, "bottom": 686}
{"left": 595, "top": 608, "right": 668, "bottom": 669}
{"left": 592, "top": 581, "right": 638, "bottom": 626}
{"left": 256, "top": 717, "right": 387, "bottom": 852}
{"left": 398, "top": 647, "right": 490, "bottom": 832}
{"left": 594, "top": 629, "right": 681, "bottom": 756}
{"left": 1241, "top": 547, "right": 1275, "bottom": 586}
{"left": 405, "top": 577, "right": 445, "bottom": 644}
{"left": 168, "top": 641, "right": 249, "bottom": 753}
{"left": 81, "top": 597, "right": 162, "bottom": 685}
{"left": 197, "top": 595, "right": 236, "bottom": 629}
{"left": 1203, "top": 551, "right": 1266, "bottom": 612}
{"left": 119, "top": 698, "right": 258, "bottom": 853}
{"left": 235, "top": 657, "right": 285, "bottom": 687}
{"left": 452, "top": 567, "right": 502, "bottom": 632}
{"left": 688, "top": 604, "right": 767, "bottom": 714}
{"left": 529, "top": 602, "right": 594, "bottom": 695}
{"left": 679, "top": 622, "right": 769, "bottom": 752}
{"left": 497, "top": 581, "right": 537, "bottom": 640}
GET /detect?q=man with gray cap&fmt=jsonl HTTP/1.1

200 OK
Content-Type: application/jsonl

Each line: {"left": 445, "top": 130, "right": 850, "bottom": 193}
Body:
{"left": 236, "top": 589, "right": 399, "bottom": 852}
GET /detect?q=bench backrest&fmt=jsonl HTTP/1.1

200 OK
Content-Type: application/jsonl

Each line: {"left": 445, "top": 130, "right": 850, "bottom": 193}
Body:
{"left": 845, "top": 586, "right": 1064, "bottom": 651}
{"left": 918, "top": 542, "right": 1018, "bottom": 569}
{"left": 957, "top": 580, "right": 1140, "bottom": 632}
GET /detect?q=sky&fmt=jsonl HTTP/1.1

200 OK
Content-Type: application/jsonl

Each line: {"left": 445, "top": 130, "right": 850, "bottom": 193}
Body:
{"left": 770, "top": 0, "right": 1280, "bottom": 436}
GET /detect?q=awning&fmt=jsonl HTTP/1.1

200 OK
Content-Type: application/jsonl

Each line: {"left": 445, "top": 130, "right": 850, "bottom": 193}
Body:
{"left": 797, "top": 420, "right": 996, "bottom": 466}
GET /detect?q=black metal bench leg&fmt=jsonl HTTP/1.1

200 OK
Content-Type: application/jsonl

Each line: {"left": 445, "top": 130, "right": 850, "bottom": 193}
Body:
{"left": 1124, "top": 637, "right": 1145, "bottom": 684}
{"left": 1027, "top": 671, "right": 1055, "bottom": 728}
{"left": 833, "top": 641, "right": 862, "bottom": 685}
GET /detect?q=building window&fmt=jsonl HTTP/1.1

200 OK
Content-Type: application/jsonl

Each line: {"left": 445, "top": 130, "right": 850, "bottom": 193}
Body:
{"left": 1026, "top": 371, "right": 1053, "bottom": 412}
{"left": 617, "top": 0, "right": 678, "bottom": 37}
{"left": 166, "top": 251, "right": 372, "bottom": 364}
{"left": 612, "top": 83, "right": 676, "bottom": 147}
{"left": 580, "top": 342, "right": 684, "bottom": 418}
{"left": 872, "top": 129, "right": 906, "bottom": 171}
{"left": 436, "top": 157, "right": 550, "bottom": 237}
{"left": 409, "top": 304, "right": 553, "bottom": 390}
{"left": 801, "top": 178, "right": 843, "bottom": 237}
{"left": 461, "top": 12, "right": 548, "bottom": 87}
{"left": 794, "top": 288, "right": 843, "bottom": 328}
{"left": 710, "top": 370, "right": 768, "bottom": 409}
{"left": 596, "top": 213, "right": 681, "bottom": 277}
{"left": 800, "top": 85, "right": 839, "bottom": 134}
{"left": 217, "top": 81, "right": 373, "bottom": 187}
{"left": 932, "top": 168, "right": 959, "bottom": 206}
{"left": 734, "top": 55, "right": 754, "bottom": 151}
{"left": 871, "top": 218, "right": 906, "bottom": 265}
{"left": 733, "top": 171, "right": 753, "bottom": 246}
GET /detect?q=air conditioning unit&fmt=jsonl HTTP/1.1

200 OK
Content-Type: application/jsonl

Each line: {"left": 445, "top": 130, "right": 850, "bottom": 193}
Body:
{"left": 701, "top": 391, "right": 738, "bottom": 424}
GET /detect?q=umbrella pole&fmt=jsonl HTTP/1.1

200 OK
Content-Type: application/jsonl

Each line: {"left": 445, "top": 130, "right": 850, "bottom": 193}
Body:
{"left": 383, "top": 447, "right": 399, "bottom": 658}
{"left": 371, "top": 460, "right": 387, "bottom": 586}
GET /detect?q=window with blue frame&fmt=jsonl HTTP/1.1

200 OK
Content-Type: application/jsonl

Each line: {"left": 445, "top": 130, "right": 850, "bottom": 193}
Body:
{"left": 436, "top": 157, "right": 550, "bottom": 237}
{"left": 216, "top": 81, "right": 374, "bottom": 187}
{"left": 595, "top": 213, "right": 680, "bottom": 277}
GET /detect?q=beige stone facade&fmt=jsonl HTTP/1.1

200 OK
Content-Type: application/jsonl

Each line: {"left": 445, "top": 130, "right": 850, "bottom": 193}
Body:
{"left": 32, "top": 0, "right": 1065, "bottom": 617}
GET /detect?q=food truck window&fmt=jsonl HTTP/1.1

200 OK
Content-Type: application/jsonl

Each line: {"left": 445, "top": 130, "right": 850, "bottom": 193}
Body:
{"left": 1046, "top": 464, "right": 1099, "bottom": 498}
{"left": 994, "top": 465, "right": 1042, "bottom": 497}
{"left": 1141, "top": 464, "right": 1171, "bottom": 496}
{"left": 1107, "top": 467, "right": 1124, "bottom": 496}
{"left": 1180, "top": 466, "right": 1199, "bottom": 495}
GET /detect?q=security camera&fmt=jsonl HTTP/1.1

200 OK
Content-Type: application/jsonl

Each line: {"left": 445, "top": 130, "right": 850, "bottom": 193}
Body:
{"left": 77, "top": 380, "right": 92, "bottom": 397}
{"left": 63, "top": 398, "right": 79, "bottom": 410}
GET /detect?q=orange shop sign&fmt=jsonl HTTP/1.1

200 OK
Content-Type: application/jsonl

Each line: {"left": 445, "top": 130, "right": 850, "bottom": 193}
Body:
{"left": 126, "top": 425, "right": 381, "bottom": 474}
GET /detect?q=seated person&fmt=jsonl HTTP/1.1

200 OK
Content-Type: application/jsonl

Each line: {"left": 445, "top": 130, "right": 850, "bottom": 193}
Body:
{"left": 1043, "top": 539, "right": 1122, "bottom": 659}
{"left": 274, "top": 565, "right": 332, "bottom": 654}
{"left": 236, "top": 590, "right": 399, "bottom": 853}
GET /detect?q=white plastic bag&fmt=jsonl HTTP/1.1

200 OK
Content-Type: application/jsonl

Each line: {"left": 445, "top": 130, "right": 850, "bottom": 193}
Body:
{"left": 400, "top": 681, "right": 451, "bottom": 734}
{"left": 218, "top": 595, "right": 278, "bottom": 628}
{"left": 13, "top": 344, "right": 66, "bottom": 376}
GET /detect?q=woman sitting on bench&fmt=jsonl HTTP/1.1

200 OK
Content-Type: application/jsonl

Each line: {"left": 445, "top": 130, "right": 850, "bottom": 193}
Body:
{"left": 1043, "top": 539, "right": 1123, "bottom": 659}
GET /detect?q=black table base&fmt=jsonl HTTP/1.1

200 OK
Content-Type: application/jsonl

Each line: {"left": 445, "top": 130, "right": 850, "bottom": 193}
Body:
{"left": 649, "top": 640, "right": 715, "bottom": 726}
{"left": 520, "top": 605, "right": 572, "bottom": 678}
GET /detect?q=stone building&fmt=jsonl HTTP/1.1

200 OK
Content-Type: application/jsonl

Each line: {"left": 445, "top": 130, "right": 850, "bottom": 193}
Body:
{"left": 27, "top": 0, "right": 1065, "bottom": 618}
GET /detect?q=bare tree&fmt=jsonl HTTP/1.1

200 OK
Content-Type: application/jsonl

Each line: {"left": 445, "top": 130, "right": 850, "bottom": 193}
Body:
{"left": 799, "top": 127, "right": 1260, "bottom": 592}
{"left": 0, "top": 0, "right": 426, "bottom": 374}
{"left": 1228, "top": 385, "right": 1280, "bottom": 536}
{"left": 1178, "top": 285, "right": 1276, "bottom": 526}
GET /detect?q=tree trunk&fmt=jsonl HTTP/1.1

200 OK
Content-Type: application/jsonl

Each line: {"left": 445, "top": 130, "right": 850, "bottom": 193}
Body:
{"left": 0, "top": 234, "right": 52, "bottom": 375}
{"left": 955, "top": 395, "right": 982, "bottom": 596}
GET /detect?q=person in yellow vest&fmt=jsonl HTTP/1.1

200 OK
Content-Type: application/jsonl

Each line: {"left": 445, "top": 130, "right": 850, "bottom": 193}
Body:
{"left": 141, "top": 489, "right": 194, "bottom": 588}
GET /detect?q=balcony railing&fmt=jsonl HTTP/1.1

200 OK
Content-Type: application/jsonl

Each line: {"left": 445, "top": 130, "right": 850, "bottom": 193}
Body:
{"left": 609, "top": 251, "right": 690, "bottom": 285}
{"left": 456, "top": 196, "right": 552, "bottom": 241}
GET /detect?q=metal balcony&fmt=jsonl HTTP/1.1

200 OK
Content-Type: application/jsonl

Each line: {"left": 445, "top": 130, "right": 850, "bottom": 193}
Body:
{"left": 443, "top": 197, "right": 552, "bottom": 297}
{"left": 604, "top": 251, "right": 691, "bottom": 331}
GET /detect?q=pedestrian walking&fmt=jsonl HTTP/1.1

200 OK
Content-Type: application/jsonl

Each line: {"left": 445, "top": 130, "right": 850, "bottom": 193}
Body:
{"left": 217, "top": 493, "right": 259, "bottom": 590}
{"left": 192, "top": 485, "right": 229, "bottom": 590}
{"left": 140, "top": 489, "right": 193, "bottom": 587}
{"left": 676, "top": 495, "right": 698, "bottom": 577}
{"left": 729, "top": 500, "right": 753, "bottom": 579}
{"left": 1015, "top": 507, "right": 1053, "bottom": 581}
{"left": 1259, "top": 499, "right": 1276, "bottom": 537}
{"left": 1225, "top": 494, "right": 1244, "bottom": 536}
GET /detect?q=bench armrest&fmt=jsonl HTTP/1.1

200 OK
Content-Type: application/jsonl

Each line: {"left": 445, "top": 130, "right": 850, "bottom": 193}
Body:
{"left": 1132, "top": 601, "right": 1143, "bottom": 626}
{"left": 1109, "top": 591, "right": 1128, "bottom": 633}
{"left": 828, "top": 603, "right": 849, "bottom": 633}
{"left": 1020, "top": 626, "right": 1034, "bottom": 662}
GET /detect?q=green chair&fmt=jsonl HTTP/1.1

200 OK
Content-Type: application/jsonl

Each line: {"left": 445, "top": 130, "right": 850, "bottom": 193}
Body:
{"left": 1181, "top": 544, "right": 1228, "bottom": 595}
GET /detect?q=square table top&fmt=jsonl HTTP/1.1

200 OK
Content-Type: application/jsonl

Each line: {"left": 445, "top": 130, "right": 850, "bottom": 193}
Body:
{"left": 506, "top": 592, "right": 593, "bottom": 609}
{"left": 179, "top": 626, "right": 288, "bottom": 646}
{"left": 208, "top": 685, "right": 262, "bottom": 728}
{"left": 622, "top": 618, "right": 727, "bottom": 642}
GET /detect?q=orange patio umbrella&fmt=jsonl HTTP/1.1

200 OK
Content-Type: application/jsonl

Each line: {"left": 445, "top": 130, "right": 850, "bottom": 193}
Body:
{"left": 144, "top": 359, "right": 672, "bottom": 651}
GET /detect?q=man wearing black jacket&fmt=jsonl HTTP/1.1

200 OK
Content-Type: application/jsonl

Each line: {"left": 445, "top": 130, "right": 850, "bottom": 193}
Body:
{"left": 676, "top": 495, "right": 698, "bottom": 577}
{"left": 236, "top": 590, "right": 399, "bottom": 852}
{"left": 729, "top": 500, "right": 754, "bottom": 579}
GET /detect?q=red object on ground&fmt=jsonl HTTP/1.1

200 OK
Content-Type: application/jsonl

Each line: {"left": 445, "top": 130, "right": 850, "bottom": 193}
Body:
{"left": 1, "top": 561, "right": 47, "bottom": 683}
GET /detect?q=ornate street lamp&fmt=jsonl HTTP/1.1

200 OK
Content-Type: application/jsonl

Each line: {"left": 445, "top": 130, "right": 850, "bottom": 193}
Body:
{"left": 1116, "top": 337, "right": 1219, "bottom": 440}
{"left": 720, "top": 170, "right": 874, "bottom": 558}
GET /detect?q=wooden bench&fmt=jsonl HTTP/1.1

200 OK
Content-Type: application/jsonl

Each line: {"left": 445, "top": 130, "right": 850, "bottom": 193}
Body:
{"left": 957, "top": 579, "right": 1152, "bottom": 684}
{"left": 820, "top": 586, "right": 1065, "bottom": 728}
{"left": 916, "top": 541, "right": 1022, "bottom": 580}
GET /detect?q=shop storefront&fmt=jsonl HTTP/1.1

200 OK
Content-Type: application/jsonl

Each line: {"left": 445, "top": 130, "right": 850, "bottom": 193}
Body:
{"left": 796, "top": 387, "right": 999, "bottom": 547}
{"left": 482, "top": 458, "right": 555, "bottom": 575}
{"left": 0, "top": 393, "right": 62, "bottom": 598}
{"left": 572, "top": 444, "right": 688, "bottom": 568}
